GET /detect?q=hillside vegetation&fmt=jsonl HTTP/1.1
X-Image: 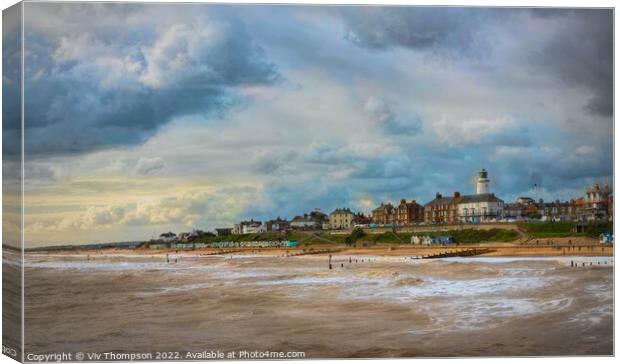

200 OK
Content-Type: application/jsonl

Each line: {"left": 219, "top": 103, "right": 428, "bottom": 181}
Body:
{"left": 523, "top": 221, "right": 612, "bottom": 238}
{"left": 365, "top": 228, "right": 519, "bottom": 244}
{"left": 189, "top": 222, "right": 612, "bottom": 246}
{"left": 523, "top": 222, "right": 574, "bottom": 238}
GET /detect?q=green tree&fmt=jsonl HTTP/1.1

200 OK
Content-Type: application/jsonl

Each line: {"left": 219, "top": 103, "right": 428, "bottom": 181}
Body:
{"left": 345, "top": 228, "right": 366, "bottom": 246}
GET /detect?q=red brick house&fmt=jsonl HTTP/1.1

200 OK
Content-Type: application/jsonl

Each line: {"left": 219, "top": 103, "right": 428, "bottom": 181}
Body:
{"left": 395, "top": 199, "right": 424, "bottom": 225}
{"left": 372, "top": 203, "right": 395, "bottom": 225}
{"left": 424, "top": 192, "right": 460, "bottom": 224}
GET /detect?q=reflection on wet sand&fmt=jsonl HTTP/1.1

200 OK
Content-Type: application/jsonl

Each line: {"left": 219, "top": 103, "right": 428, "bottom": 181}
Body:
{"left": 21, "top": 251, "right": 613, "bottom": 357}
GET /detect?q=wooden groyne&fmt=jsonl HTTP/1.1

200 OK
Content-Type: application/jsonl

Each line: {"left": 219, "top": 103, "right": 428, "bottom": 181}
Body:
{"left": 421, "top": 248, "right": 495, "bottom": 259}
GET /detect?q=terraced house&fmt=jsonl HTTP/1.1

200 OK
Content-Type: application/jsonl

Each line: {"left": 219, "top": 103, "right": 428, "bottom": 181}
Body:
{"left": 395, "top": 199, "right": 424, "bottom": 225}
{"left": 424, "top": 192, "right": 460, "bottom": 224}
{"left": 372, "top": 203, "right": 395, "bottom": 225}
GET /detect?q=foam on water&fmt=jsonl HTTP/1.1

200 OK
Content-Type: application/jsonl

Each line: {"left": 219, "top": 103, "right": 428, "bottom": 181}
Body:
{"left": 24, "top": 260, "right": 175, "bottom": 271}
{"left": 415, "top": 296, "right": 575, "bottom": 332}
{"left": 439, "top": 256, "right": 614, "bottom": 264}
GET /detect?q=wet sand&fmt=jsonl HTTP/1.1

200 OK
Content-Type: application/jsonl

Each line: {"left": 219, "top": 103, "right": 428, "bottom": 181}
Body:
{"left": 14, "top": 250, "right": 614, "bottom": 358}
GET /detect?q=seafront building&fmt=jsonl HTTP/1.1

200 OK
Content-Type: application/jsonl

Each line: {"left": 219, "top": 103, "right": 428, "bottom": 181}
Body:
{"left": 290, "top": 209, "right": 329, "bottom": 230}
{"left": 233, "top": 219, "right": 264, "bottom": 234}
{"left": 457, "top": 193, "right": 504, "bottom": 223}
{"left": 424, "top": 193, "right": 460, "bottom": 224}
{"left": 455, "top": 169, "right": 505, "bottom": 223}
{"left": 222, "top": 169, "right": 612, "bottom": 236}
{"left": 372, "top": 203, "right": 395, "bottom": 225}
{"left": 329, "top": 208, "right": 355, "bottom": 230}
{"left": 264, "top": 217, "right": 290, "bottom": 232}
{"left": 583, "top": 183, "right": 612, "bottom": 221}
{"left": 395, "top": 199, "right": 424, "bottom": 225}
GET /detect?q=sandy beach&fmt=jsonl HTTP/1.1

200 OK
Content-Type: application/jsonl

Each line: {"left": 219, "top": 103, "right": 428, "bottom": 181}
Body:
{"left": 5, "top": 245, "right": 612, "bottom": 358}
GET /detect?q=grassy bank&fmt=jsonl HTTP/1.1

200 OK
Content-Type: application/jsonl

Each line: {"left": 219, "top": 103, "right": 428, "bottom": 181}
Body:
{"left": 362, "top": 228, "right": 519, "bottom": 245}
{"left": 189, "top": 222, "right": 611, "bottom": 246}
{"left": 191, "top": 231, "right": 346, "bottom": 246}
{"left": 523, "top": 221, "right": 612, "bottom": 238}
{"left": 523, "top": 222, "right": 574, "bottom": 238}
{"left": 191, "top": 228, "right": 522, "bottom": 246}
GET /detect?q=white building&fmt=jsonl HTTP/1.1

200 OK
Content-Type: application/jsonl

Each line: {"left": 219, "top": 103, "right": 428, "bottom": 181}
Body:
{"left": 457, "top": 168, "right": 504, "bottom": 223}
{"left": 329, "top": 208, "right": 354, "bottom": 229}
{"left": 458, "top": 194, "right": 504, "bottom": 223}
{"left": 233, "top": 219, "right": 264, "bottom": 234}
{"left": 290, "top": 215, "right": 317, "bottom": 229}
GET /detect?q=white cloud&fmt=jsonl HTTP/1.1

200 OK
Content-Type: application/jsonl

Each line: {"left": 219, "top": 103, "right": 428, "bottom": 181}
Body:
{"left": 135, "top": 157, "right": 165, "bottom": 175}
{"left": 431, "top": 115, "right": 516, "bottom": 147}
{"left": 139, "top": 21, "right": 225, "bottom": 88}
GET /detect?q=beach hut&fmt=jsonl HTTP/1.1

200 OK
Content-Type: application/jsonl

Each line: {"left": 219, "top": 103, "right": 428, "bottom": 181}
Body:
{"left": 432, "top": 236, "right": 456, "bottom": 245}
{"left": 411, "top": 235, "right": 432, "bottom": 245}
{"left": 599, "top": 233, "right": 613, "bottom": 245}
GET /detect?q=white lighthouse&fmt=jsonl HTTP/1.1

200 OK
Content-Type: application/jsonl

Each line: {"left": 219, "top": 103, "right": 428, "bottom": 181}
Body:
{"left": 476, "top": 168, "right": 490, "bottom": 195}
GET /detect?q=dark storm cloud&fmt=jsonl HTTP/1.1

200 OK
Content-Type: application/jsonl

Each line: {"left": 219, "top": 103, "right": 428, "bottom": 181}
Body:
{"left": 339, "top": 7, "right": 501, "bottom": 57}
{"left": 19, "top": 3, "right": 280, "bottom": 158}
{"left": 2, "top": 3, "right": 22, "bottom": 159}
{"left": 530, "top": 9, "right": 613, "bottom": 116}
{"left": 341, "top": 7, "right": 613, "bottom": 117}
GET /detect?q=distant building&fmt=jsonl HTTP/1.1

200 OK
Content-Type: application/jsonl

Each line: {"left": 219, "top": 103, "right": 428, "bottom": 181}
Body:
{"left": 290, "top": 210, "right": 327, "bottom": 230}
{"left": 424, "top": 193, "right": 459, "bottom": 224}
{"left": 516, "top": 197, "right": 535, "bottom": 205}
{"left": 264, "top": 217, "right": 290, "bottom": 232}
{"left": 309, "top": 209, "right": 329, "bottom": 229}
{"left": 584, "top": 183, "right": 612, "bottom": 221}
{"left": 290, "top": 215, "right": 315, "bottom": 229}
{"left": 352, "top": 212, "right": 372, "bottom": 226}
{"left": 456, "top": 168, "right": 504, "bottom": 223}
{"left": 457, "top": 193, "right": 504, "bottom": 223}
{"left": 395, "top": 199, "right": 424, "bottom": 225}
{"left": 425, "top": 169, "right": 504, "bottom": 224}
{"left": 508, "top": 194, "right": 582, "bottom": 222}
{"left": 538, "top": 199, "right": 576, "bottom": 221}
{"left": 372, "top": 203, "right": 395, "bottom": 225}
{"left": 329, "top": 208, "right": 354, "bottom": 229}
{"left": 177, "top": 229, "right": 212, "bottom": 242}
{"left": 573, "top": 197, "right": 586, "bottom": 221}
{"left": 234, "top": 219, "right": 264, "bottom": 234}
{"left": 503, "top": 203, "right": 522, "bottom": 220}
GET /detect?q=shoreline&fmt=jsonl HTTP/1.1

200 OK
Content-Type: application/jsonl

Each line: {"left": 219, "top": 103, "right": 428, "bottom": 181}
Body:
{"left": 19, "top": 243, "right": 614, "bottom": 258}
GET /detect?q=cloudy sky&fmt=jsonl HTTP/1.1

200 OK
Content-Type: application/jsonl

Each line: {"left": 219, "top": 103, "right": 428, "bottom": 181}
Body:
{"left": 3, "top": 3, "right": 613, "bottom": 246}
